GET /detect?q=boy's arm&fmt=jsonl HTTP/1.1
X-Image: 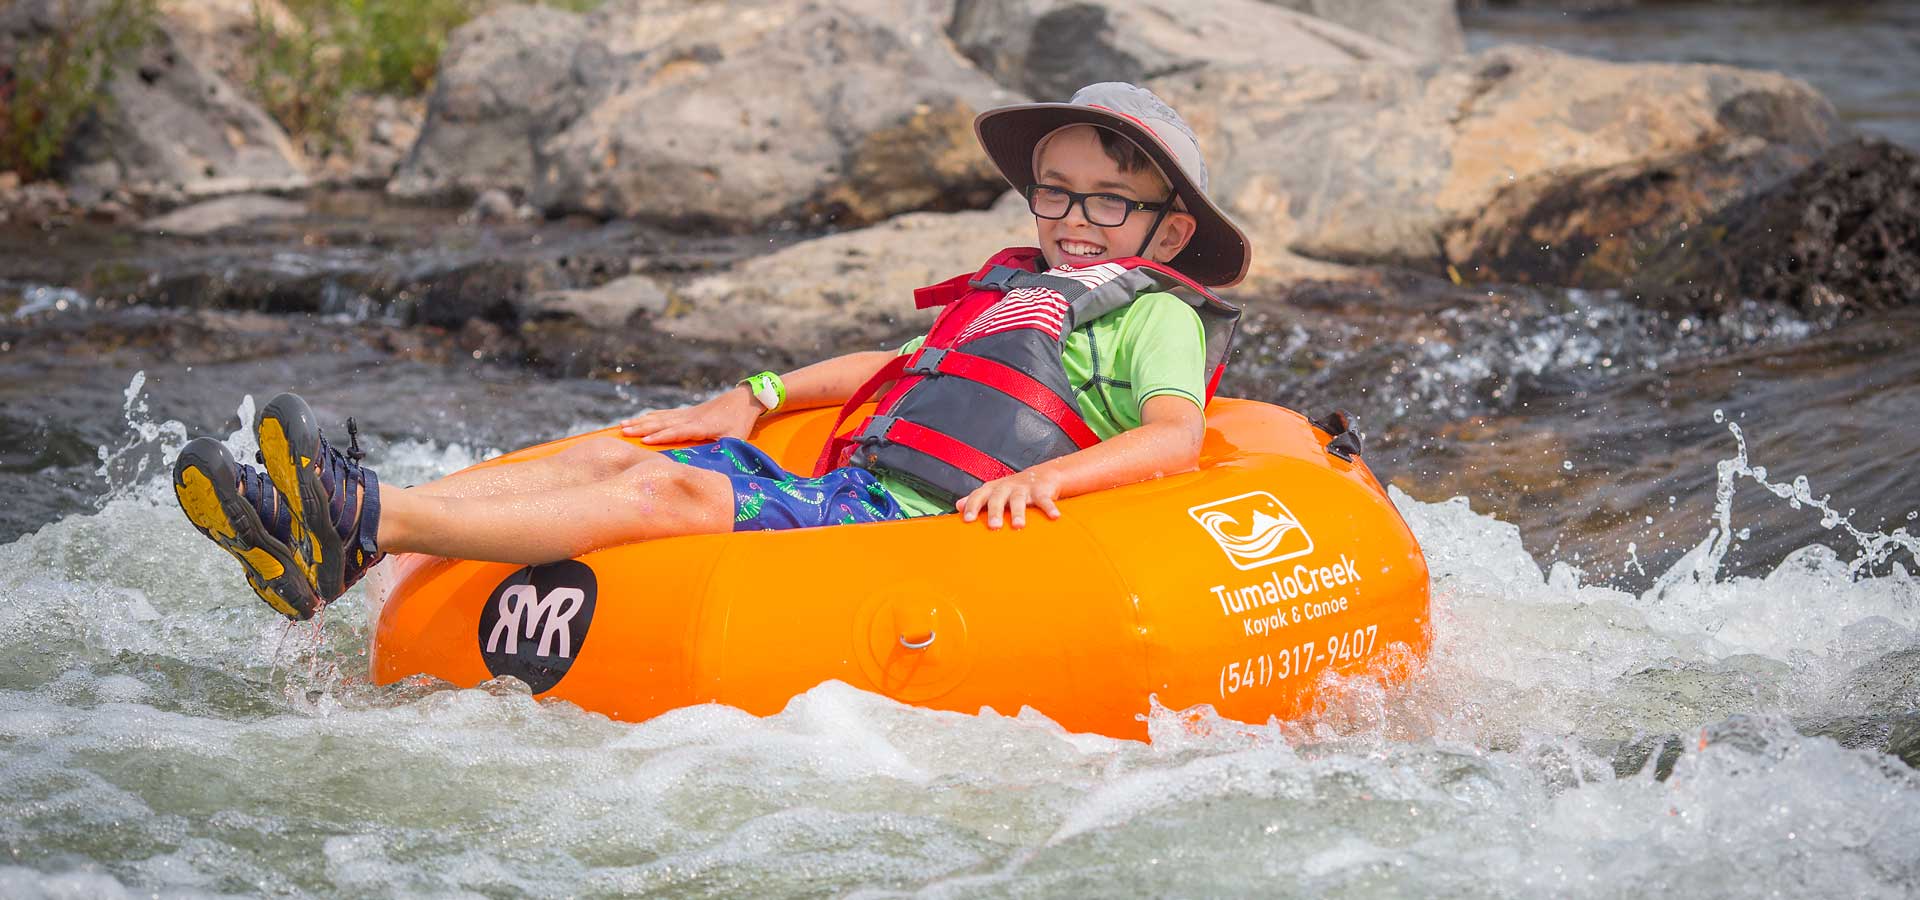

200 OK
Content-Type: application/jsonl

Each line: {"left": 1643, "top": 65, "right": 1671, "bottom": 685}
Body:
{"left": 620, "top": 350, "right": 898, "bottom": 443}
{"left": 956, "top": 394, "right": 1205, "bottom": 530}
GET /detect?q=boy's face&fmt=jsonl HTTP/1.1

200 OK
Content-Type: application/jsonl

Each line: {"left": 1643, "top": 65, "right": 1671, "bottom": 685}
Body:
{"left": 1031, "top": 125, "right": 1196, "bottom": 270}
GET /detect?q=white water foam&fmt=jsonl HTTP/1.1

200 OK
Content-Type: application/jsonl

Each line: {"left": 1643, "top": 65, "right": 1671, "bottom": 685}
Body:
{"left": 0, "top": 376, "right": 1915, "bottom": 896}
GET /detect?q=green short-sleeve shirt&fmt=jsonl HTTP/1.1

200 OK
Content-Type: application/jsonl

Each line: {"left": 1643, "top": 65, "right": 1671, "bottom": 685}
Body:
{"left": 882, "top": 290, "right": 1207, "bottom": 517}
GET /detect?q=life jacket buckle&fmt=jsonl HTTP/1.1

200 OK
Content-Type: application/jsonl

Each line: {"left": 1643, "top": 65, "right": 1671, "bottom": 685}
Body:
{"left": 967, "top": 265, "right": 1021, "bottom": 293}
{"left": 856, "top": 415, "right": 898, "bottom": 445}
{"left": 903, "top": 347, "right": 948, "bottom": 377}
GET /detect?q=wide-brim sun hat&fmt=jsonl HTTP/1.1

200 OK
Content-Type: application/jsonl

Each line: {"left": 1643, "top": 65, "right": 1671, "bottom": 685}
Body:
{"left": 974, "top": 82, "right": 1251, "bottom": 288}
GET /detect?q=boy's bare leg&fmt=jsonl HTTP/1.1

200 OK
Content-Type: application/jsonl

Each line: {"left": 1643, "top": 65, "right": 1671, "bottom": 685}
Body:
{"left": 378, "top": 454, "right": 735, "bottom": 564}
{"left": 408, "top": 436, "right": 652, "bottom": 500}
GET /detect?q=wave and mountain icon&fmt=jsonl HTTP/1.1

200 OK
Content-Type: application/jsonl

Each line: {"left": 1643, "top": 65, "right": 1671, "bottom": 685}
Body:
{"left": 1189, "top": 493, "right": 1315, "bottom": 568}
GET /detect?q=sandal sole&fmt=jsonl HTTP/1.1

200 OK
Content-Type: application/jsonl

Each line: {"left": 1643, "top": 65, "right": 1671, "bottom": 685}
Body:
{"left": 173, "top": 438, "right": 321, "bottom": 620}
{"left": 258, "top": 393, "right": 347, "bottom": 602}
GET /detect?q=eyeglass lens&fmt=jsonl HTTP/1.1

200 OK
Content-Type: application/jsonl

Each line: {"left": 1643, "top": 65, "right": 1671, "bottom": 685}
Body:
{"left": 1028, "top": 186, "right": 1135, "bottom": 227}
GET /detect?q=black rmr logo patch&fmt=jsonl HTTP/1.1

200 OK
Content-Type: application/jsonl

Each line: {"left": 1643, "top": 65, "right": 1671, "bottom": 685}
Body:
{"left": 477, "top": 560, "right": 597, "bottom": 694}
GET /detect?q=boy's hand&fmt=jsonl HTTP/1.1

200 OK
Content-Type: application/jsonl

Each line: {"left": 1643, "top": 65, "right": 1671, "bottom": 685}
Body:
{"left": 620, "top": 387, "right": 762, "bottom": 444}
{"left": 958, "top": 468, "right": 1064, "bottom": 530}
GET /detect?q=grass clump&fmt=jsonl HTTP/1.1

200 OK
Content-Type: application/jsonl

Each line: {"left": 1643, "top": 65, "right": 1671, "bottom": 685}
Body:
{"left": 251, "top": 0, "right": 604, "bottom": 149}
{"left": 0, "top": 0, "right": 158, "bottom": 181}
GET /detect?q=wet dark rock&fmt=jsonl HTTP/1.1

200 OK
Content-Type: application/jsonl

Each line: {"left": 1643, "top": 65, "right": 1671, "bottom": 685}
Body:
{"left": 1834, "top": 645, "right": 1920, "bottom": 714}
{"left": 1607, "top": 733, "right": 1685, "bottom": 780}
{"left": 1626, "top": 138, "right": 1920, "bottom": 318}
{"left": 134, "top": 266, "right": 382, "bottom": 316}
{"left": 1795, "top": 710, "right": 1920, "bottom": 771}
{"left": 416, "top": 263, "right": 545, "bottom": 330}
{"left": 509, "top": 318, "right": 778, "bottom": 384}
{"left": 1889, "top": 712, "right": 1920, "bottom": 769}
{"left": 1453, "top": 138, "right": 1823, "bottom": 287}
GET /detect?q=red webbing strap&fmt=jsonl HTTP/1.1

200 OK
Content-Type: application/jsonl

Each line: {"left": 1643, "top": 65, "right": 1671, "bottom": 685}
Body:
{"left": 883, "top": 419, "right": 1017, "bottom": 483}
{"left": 813, "top": 354, "right": 909, "bottom": 476}
{"left": 874, "top": 369, "right": 922, "bottom": 414}
{"left": 913, "top": 271, "right": 974, "bottom": 310}
{"left": 933, "top": 351, "right": 1101, "bottom": 449}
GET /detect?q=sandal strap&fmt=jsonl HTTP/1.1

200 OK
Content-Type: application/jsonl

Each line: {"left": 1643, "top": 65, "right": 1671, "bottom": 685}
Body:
{"left": 314, "top": 432, "right": 385, "bottom": 589}
{"left": 238, "top": 464, "right": 292, "bottom": 542}
{"left": 354, "top": 466, "right": 380, "bottom": 557}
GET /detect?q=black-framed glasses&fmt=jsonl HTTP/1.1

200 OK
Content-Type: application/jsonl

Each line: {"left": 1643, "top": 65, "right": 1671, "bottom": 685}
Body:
{"left": 1024, "top": 184, "right": 1169, "bottom": 228}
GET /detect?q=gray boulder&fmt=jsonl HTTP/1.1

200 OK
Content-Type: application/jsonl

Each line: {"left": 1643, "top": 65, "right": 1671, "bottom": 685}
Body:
{"left": 397, "top": 0, "right": 1018, "bottom": 230}
{"left": 1147, "top": 46, "right": 1839, "bottom": 286}
{"left": 11, "top": 4, "right": 311, "bottom": 201}
{"left": 528, "top": 274, "right": 671, "bottom": 330}
{"left": 153, "top": 0, "right": 297, "bottom": 91}
{"left": 388, "top": 4, "right": 591, "bottom": 201}
{"left": 311, "top": 94, "right": 428, "bottom": 187}
{"left": 138, "top": 194, "right": 307, "bottom": 236}
{"left": 92, "top": 25, "right": 310, "bottom": 199}
{"left": 948, "top": 0, "right": 1410, "bottom": 101}
{"left": 1260, "top": 0, "right": 1464, "bottom": 60}
{"left": 668, "top": 190, "right": 1033, "bottom": 350}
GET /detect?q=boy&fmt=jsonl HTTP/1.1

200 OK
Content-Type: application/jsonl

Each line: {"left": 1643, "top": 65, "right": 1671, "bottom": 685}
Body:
{"left": 171, "top": 82, "right": 1252, "bottom": 620}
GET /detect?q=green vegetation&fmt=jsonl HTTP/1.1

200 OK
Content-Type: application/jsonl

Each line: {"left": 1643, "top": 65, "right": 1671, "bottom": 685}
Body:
{"left": 0, "top": 0, "right": 602, "bottom": 181}
{"left": 0, "top": 0, "right": 157, "bottom": 181}
{"left": 252, "top": 0, "right": 604, "bottom": 149}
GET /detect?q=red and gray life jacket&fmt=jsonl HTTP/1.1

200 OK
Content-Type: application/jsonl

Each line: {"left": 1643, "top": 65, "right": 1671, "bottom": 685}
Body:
{"left": 814, "top": 246, "right": 1240, "bottom": 505}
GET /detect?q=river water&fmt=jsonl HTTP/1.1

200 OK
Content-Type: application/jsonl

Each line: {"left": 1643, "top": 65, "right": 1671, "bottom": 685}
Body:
{"left": 3, "top": 3, "right": 1919, "bottom": 897}
{"left": 1, "top": 384, "right": 1915, "bottom": 896}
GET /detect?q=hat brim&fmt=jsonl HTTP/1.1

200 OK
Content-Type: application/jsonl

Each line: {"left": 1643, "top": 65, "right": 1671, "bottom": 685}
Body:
{"left": 974, "top": 103, "right": 1250, "bottom": 289}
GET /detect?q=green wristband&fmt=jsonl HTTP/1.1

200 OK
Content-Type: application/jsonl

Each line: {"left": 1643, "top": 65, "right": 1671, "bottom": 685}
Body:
{"left": 739, "top": 371, "right": 786, "bottom": 414}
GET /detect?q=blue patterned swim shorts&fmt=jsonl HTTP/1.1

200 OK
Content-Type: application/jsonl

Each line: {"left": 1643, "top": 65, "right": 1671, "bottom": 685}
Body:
{"left": 660, "top": 438, "right": 909, "bottom": 531}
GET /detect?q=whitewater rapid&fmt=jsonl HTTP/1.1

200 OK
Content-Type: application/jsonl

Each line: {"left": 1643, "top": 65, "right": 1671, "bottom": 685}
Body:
{"left": 0, "top": 387, "right": 1914, "bottom": 898}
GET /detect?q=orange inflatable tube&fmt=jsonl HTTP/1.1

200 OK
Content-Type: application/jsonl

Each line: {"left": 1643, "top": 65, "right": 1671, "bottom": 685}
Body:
{"left": 367, "top": 398, "right": 1430, "bottom": 740}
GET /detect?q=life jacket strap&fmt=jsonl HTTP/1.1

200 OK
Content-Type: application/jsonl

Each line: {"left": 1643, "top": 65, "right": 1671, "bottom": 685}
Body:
{"left": 913, "top": 271, "right": 975, "bottom": 309}
{"left": 865, "top": 416, "right": 1017, "bottom": 486}
{"left": 814, "top": 353, "right": 911, "bottom": 476}
{"left": 907, "top": 347, "right": 1100, "bottom": 450}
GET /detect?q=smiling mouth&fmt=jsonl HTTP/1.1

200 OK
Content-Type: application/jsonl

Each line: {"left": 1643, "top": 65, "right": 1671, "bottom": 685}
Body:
{"left": 1059, "top": 239, "right": 1107, "bottom": 259}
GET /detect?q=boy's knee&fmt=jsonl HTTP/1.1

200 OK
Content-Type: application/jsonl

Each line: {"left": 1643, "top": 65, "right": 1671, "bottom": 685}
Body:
{"left": 617, "top": 455, "right": 723, "bottom": 505}
{"left": 570, "top": 436, "right": 648, "bottom": 475}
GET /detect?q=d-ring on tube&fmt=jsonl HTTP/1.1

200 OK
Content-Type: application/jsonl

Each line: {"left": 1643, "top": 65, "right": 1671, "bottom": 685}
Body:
{"left": 899, "top": 632, "right": 936, "bottom": 650}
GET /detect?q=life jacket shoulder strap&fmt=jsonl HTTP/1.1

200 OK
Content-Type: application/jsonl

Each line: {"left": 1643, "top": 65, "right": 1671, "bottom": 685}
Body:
{"left": 913, "top": 247, "right": 1048, "bottom": 309}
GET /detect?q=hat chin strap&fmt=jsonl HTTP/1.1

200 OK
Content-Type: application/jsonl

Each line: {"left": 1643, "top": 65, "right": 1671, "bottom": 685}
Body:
{"left": 1133, "top": 202, "right": 1172, "bottom": 260}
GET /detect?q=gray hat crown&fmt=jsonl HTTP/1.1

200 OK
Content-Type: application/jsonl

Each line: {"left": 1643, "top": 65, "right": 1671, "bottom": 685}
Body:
{"left": 1068, "top": 82, "right": 1210, "bottom": 193}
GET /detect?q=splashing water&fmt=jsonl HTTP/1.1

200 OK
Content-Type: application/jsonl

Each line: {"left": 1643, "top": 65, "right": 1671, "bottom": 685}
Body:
{"left": 92, "top": 372, "right": 195, "bottom": 509}
{"left": 0, "top": 377, "right": 1915, "bottom": 897}
{"left": 1681, "top": 409, "right": 1920, "bottom": 583}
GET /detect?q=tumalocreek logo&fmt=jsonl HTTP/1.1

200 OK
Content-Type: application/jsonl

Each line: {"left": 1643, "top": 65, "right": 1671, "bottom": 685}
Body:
{"left": 477, "top": 560, "right": 597, "bottom": 694}
{"left": 1187, "top": 490, "right": 1315, "bottom": 570}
